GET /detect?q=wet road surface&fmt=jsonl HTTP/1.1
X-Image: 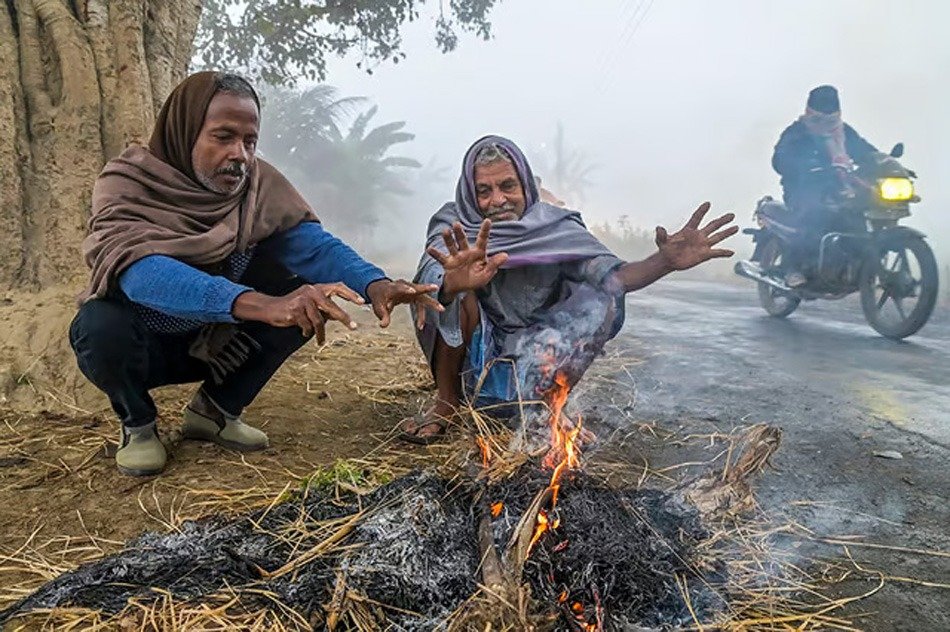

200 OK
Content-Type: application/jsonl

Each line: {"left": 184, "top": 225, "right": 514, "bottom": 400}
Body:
{"left": 598, "top": 280, "right": 949, "bottom": 631}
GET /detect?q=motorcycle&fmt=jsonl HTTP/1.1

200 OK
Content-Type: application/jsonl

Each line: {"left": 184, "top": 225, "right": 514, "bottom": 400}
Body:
{"left": 735, "top": 143, "right": 939, "bottom": 339}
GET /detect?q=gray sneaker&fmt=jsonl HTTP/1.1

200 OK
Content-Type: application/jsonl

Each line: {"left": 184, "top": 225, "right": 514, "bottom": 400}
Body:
{"left": 182, "top": 390, "right": 269, "bottom": 452}
{"left": 116, "top": 422, "right": 167, "bottom": 476}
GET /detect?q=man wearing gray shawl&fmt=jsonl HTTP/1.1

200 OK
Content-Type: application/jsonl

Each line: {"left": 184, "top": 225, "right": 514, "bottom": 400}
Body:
{"left": 402, "top": 136, "right": 737, "bottom": 443}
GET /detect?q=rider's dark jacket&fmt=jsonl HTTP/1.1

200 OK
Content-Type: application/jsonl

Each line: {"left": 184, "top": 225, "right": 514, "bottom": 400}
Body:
{"left": 772, "top": 120, "right": 877, "bottom": 213}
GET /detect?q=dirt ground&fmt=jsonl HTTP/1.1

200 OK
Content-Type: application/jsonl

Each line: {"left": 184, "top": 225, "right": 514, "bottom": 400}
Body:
{"left": 0, "top": 284, "right": 947, "bottom": 630}
{"left": 0, "top": 306, "right": 435, "bottom": 603}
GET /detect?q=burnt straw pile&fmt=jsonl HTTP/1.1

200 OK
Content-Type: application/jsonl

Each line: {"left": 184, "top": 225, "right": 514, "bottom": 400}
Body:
{"left": 0, "top": 459, "right": 740, "bottom": 630}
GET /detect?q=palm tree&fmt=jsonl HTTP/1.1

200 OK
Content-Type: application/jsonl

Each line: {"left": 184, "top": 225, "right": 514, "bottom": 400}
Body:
{"left": 310, "top": 105, "right": 422, "bottom": 249}
{"left": 533, "top": 122, "right": 597, "bottom": 208}
{"left": 259, "top": 90, "right": 422, "bottom": 250}
{"left": 259, "top": 85, "right": 364, "bottom": 161}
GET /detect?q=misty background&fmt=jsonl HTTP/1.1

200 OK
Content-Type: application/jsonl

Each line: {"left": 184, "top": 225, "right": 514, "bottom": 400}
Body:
{"left": 257, "top": 0, "right": 950, "bottom": 278}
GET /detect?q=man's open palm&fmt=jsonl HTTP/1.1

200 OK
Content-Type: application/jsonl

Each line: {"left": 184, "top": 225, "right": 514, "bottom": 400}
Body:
{"left": 427, "top": 220, "right": 509, "bottom": 297}
{"left": 656, "top": 202, "right": 738, "bottom": 271}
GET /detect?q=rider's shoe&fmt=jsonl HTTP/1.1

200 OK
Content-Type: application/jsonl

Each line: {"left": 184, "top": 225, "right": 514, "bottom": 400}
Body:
{"left": 785, "top": 271, "right": 807, "bottom": 288}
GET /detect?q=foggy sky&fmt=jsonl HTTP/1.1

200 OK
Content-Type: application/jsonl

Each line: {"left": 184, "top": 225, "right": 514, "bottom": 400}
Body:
{"left": 294, "top": 0, "right": 950, "bottom": 263}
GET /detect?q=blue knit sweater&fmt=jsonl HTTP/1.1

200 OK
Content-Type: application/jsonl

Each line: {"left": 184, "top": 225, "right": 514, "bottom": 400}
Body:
{"left": 119, "top": 222, "right": 385, "bottom": 329}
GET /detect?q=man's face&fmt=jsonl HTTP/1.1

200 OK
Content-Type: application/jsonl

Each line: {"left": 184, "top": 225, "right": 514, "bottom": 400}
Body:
{"left": 191, "top": 92, "right": 260, "bottom": 195}
{"left": 473, "top": 160, "right": 527, "bottom": 221}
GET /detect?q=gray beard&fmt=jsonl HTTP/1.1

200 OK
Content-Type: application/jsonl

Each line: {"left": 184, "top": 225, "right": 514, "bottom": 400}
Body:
{"left": 195, "top": 169, "right": 245, "bottom": 195}
{"left": 485, "top": 203, "right": 516, "bottom": 217}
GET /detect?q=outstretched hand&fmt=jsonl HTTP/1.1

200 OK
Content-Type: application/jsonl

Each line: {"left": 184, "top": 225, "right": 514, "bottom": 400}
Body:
{"left": 656, "top": 202, "right": 738, "bottom": 271}
{"left": 366, "top": 279, "right": 443, "bottom": 330}
{"left": 426, "top": 219, "right": 509, "bottom": 300}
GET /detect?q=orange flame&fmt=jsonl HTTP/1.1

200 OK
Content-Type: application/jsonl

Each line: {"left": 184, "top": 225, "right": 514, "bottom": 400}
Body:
{"left": 526, "top": 371, "right": 586, "bottom": 556}
{"left": 558, "top": 589, "right": 569, "bottom": 604}
{"left": 528, "top": 509, "right": 550, "bottom": 554}
{"left": 490, "top": 501, "right": 504, "bottom": 518}
{"left": 475, "top": 436, "right": 491, "bottom": 468}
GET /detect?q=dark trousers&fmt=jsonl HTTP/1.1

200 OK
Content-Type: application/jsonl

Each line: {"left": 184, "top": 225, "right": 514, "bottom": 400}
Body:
{"left": 782, "top": 184, "right": 849, "bottom": 273}
{"left": 69, "top": 264, "right": 309, "bottom": 428}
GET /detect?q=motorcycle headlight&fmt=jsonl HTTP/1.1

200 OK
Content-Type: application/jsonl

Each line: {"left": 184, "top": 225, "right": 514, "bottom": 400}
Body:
{"left": 879, "top": 177, "right": 914, "bottom": 202}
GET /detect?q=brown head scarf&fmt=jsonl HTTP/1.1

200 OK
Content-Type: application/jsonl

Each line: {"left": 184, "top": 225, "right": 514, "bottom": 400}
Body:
{"left": 80, "top": 71, "right": 316, "bottom": 302}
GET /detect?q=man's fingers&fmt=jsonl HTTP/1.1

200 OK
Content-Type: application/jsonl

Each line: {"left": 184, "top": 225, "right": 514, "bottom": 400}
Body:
{"left": 302, "top": 300, "right": 324, "bottom": 338}
{"left": 374, "top": 301, "right": 392, "bottom": 328}
{"left": 410, "top": 282, "right": 440, "bottom": 294}
{"left": 453, "top": 222, "right": 470, "bottom": 251}
{"left": 655, "top": 226, "right": 669, "bottom": 246}
{"left": 686, "top": 202, "right": 711, "bottom": 229}
{"left": 314, "top": 293, "right": 356, "bottom": 331}
{"left": 315, "top": 320, "right": 326, "bottom": 345}
{"left": 708, "top": 225, "right": 739, "bottom": 245}
{"left": 294, "top": 314, "right": 312, "bottom": 337}
{"left": 474, "top": 219, "right": 492, "bottom": 253}
{"left": 442, "top": 228, "right": 459, "bottom": 256}
{"left": 426, "top": 246, "right": 449, "bottom": 265}
{"left": 391, "top": 279, "right": 418, "bottom": 296}
{"left": 709, "top": 248, "right": 735, "bottom": 259}
{"left": 487, "top": 252, "right": 509, "bottom": 271}
{"left": 323, "top": 282, "right": 364, "bottom": 305}
{"left": 416, "top": 293, "right": 444, "bottom": 313}
{"left": 415, "top": 305, "right": 427, "bottom": 330}
{"left": 701, "top": 212, "right": 735, "bottom": 236}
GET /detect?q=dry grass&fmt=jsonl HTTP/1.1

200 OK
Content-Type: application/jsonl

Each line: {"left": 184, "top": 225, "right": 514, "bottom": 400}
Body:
{"left": 1, "top": 339, "right": 944, "bottom": 630}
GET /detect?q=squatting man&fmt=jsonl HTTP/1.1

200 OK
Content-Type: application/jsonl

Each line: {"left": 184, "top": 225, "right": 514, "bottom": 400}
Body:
{"left": 71, "top": 71, "right": 441, "bottom": 476}
{"left": 400, "top": 136, "right": 737, "bottom": 443}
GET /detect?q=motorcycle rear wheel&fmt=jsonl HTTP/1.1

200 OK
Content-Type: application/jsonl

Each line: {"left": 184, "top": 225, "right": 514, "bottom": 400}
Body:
{"left": 859, "top": 235, "right": 938, "bottom": 339}
{"left": 757, "top": 239, "right": 801, "bottom": 318}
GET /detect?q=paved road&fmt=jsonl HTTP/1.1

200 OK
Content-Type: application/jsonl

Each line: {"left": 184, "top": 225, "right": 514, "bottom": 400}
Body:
{"left": 598, "top": 280, "right": 949, "bottom": 631}
{"left": 620, "top": 280, "right": 949, "bottom": 448}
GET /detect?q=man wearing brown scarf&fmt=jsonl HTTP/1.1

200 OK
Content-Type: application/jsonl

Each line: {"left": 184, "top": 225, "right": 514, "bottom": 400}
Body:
{"left": 70, "top": 71, "right": 440, "bottom": 476}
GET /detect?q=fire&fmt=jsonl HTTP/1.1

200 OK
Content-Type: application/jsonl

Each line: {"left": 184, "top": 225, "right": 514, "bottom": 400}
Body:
{"left": 526, "top": 370, "right": 602, "bottom": 630}
{"left": 528, "top": 509, "right": 550, "bottom": 553}
{"left": 475, "top": 435, "right": 491, "bottom": 468}
{"left": 490, "top": 501, "right": 504, "bottom": 518}
{"left": 526, "top": 371, "right": 585, "bottom": 556}
{"left": 541, "top": 372, "right": 584, "bottom": 508}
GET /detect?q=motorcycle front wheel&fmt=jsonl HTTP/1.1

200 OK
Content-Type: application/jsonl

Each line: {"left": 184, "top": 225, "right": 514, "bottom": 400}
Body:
{"left": 758, "top": 238, "right": 801, "bottom": 318}
{"left": 859, "top": 234, "right": 938, "bottom": 339}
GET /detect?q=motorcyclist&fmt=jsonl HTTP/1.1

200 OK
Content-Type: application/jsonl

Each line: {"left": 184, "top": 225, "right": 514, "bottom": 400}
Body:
{"left": 771, "top": 85, "right": 877, "bottom": 287}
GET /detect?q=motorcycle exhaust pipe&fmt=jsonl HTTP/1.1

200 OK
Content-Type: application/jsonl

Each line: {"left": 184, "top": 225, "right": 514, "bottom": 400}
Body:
{"left": 734, "top": 260, "right": 793, "bottom": 293}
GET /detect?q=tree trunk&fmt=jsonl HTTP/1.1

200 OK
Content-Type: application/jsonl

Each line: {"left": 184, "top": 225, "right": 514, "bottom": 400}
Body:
{"left": 0, "top": 0, "right": 202, "bottom": 290}
{"left": 0, "top": 0, "right": 200, "bottom": 412}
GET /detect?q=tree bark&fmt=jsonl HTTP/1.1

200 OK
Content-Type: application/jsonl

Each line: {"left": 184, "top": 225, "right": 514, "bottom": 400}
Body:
{"left": 0, "top": 0, "right": 202, "bottom": 290}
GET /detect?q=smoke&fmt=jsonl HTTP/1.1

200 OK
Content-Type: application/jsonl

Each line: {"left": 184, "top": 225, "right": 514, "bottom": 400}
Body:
{"left": 509, "top": 285, "right": 617, "bottom": 450}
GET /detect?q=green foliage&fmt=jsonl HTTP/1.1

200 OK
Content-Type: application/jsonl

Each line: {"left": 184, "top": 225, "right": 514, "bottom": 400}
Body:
{"left": 278, "top": 459, "right": 394, "bottom": 502}
{"left": 195, "top": 0, "right": 499, "bottom": 86}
